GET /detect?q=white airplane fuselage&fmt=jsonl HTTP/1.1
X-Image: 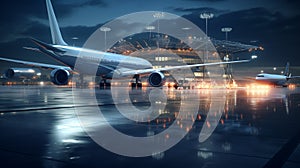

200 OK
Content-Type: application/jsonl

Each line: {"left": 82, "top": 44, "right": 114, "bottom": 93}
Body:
{"left": 49, "top": 45, "right": 153, "bottom": 78}
{"left": 255, "top": 73, "right": 288, "bottom": 86}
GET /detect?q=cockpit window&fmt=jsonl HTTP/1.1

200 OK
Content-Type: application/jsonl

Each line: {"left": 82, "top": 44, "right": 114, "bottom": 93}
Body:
{"left": 257, "top": 75, "right": 264, "bottom": 77}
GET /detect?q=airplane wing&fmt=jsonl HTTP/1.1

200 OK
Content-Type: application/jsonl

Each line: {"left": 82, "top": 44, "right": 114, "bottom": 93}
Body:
{"left": 120, "top": 59, "right": 251, "bottom": 76}
{"left": 0, "top": 57, "right": 72, "bottom": 71}
{"left": 289, "top": 76, "right": 300, "bottom": 79}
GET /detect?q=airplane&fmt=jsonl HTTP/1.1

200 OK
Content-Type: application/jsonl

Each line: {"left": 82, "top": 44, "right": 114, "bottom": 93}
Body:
{"left": 0, "top": 0, "right": 255, "bottom": 88}
{"left": 255, "top": 62, "right": 300, "bottom": 87}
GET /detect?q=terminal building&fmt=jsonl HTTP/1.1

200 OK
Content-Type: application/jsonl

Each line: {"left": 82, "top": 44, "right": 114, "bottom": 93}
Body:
{"left": 107, "top": 32, "right": 262, "bottom": 87}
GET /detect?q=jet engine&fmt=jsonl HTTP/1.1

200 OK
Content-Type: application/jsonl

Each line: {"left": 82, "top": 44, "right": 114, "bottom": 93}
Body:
{"left": 5, "top": 68, "right": 41, "bottom": 79}
{"left": 148, "top": 71, "right": 165, "bottom": 87}
{"left": 50, "top": 69, "right": 70, "bottom": 85}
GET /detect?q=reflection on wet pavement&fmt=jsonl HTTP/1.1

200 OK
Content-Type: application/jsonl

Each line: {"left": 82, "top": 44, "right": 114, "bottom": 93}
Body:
{"left": 0, "top": 86, "right": 299, "bottom": 167}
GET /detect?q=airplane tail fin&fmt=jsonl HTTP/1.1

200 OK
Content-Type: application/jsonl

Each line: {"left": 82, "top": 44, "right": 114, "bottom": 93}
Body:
{"left": 46, "top": 0, "right": 67, "bottom": 45}
{"left": 284, "top": 62, "right": 290, "bottom": 76}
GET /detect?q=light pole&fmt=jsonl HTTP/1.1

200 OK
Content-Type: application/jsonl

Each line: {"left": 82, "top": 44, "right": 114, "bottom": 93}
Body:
{"left": 200, "top": 12, "right": 214, "bottom": 36}
{"left": 153, "top": 12, "right": 164, "bottom": 33}
{"left": 153, "top": 12, "right": 164, "bottom": 52}
{"left": 100, "top": 26, "right": 111, "bottom": 51}
{"left": 221, "top": 27, "right": 233, "bottom": 84}
{"left": 221, "top": 27, "right": 232, "bottom": 41}
{"left": 145, "top": 26, "right": 155, "bottom": 40}
{"left": 200, "top": 13, "right": 213, "bottom": 81}
{"left": 71, "top": 37, "right": 78, "bottom": 46}
{"left": 221, "top": 27, "right": 232, "bottom": 59}
{"left": 182, "top": 27, "right": 191, "bottom": 41}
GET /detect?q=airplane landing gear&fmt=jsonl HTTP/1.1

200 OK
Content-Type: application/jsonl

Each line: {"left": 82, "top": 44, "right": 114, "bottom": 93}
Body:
{"left": 131, "top": 75, "right": 142, "bottom": 88}
{"left": 99, "top": 78, "right": 111, "bottom": 89}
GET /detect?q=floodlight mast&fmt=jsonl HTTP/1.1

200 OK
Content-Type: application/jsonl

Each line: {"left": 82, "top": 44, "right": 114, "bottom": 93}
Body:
{"left": 200, "top": 13, "right": 214, "bottom": 80}
{"left": 200, "top": 13, "right": 214, "bottom": 36}
{"left": 221, "top": 27, "right": 232, "bottom": 58}
{"left": 71, "top": 37, "right": 78, "bottom": 46}
{"left": 100, "top": 26, "right": 111, "bottom": 51}
{"left": 221, "top": 27, "right": 233, "bottom": 85}
{"left": 153, "top": 12, "right": 164, "bottom": 34}
{"left": 153, "top": 12, "right": 164, "bottom": 49}
{"left": 221, "top": 27, "right": 232, "bottom": 41}
{"left": 145, "top": 26, "right": 155, "bottom": 40}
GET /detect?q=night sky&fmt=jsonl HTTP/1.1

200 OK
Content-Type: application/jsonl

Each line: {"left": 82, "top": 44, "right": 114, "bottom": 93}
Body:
{"left": 0, "top": 0, "right": 300, "bottom": 69}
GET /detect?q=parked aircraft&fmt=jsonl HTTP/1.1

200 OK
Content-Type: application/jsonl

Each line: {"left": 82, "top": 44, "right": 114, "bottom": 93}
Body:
{"left": 0, "top": 0, "right": 254, "bottom": 88}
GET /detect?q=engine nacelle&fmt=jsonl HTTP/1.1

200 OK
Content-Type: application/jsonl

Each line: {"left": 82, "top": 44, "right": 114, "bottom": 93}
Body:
{"left": 5, "top": 68, "right": 40, "bottom": 79}
{"left": 50, "top": 69, "right": 70, "bottom": 85}
{"left": 148, "top": 71, "right": 165, "bottom": 87}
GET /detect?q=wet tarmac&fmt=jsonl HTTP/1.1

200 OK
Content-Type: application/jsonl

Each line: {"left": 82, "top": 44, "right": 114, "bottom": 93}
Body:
{"left": 0, "top": 85, "right": 300, "bottom": 168}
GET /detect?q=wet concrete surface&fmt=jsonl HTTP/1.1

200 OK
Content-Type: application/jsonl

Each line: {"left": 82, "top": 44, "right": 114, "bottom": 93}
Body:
{"left": 0, "top": 85, "right": 300, "bottom": 168}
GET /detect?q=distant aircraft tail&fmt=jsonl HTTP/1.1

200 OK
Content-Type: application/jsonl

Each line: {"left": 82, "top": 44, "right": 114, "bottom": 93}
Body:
{"left": 46, "top": 0, "right": 67, "bottom": 45}
{"left": 284, "top": 62, "right": 290, "bottom": 76}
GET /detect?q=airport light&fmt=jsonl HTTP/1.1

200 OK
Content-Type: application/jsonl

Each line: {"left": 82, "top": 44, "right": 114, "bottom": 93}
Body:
{"left": 153, "top": 12, "right": 164, "bottom": 19}
{"left": 153, "top": 12, "right": 164, "bottom": 49}
{"left": 182, "top": 27, "right": 191, "bottom": 41}
{"left": 145, "top": 26, "right": 155, "bottom": 39}
{"left": 182, "top": 27, "right": 191, "bottom": 30}
{"left": 200, "top": 12, "right": 214, "bottom": 36}
{"left": 71, "top": 37, "right": 78, "bottom": 46}
{"left": 200, "top": 13, "right": 213, "bottom": 81}
{"left": 153, "top": 12, "right": 164, "bottom": 32}
{"left": 182, "top": 27, "right": 191, "bottom": 34}
{"left": 251, "top": 55, "right": 258, "bottom": 59}
{"left": 221, "top": 27, "right": 233, "bottom": 82}
{"left": 100, "top": 26, "right": 111, "bottom": 51}
{"left": 221, "top": 27, "right": 232, "bottom": 41}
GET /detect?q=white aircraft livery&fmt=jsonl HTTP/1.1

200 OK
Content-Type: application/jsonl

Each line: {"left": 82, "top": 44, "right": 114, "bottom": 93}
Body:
{"left": 255, "top": 62, "right": 300, "bottom": 86}
{"left": 0, "top": 0, "right": 254, "bottom": 87}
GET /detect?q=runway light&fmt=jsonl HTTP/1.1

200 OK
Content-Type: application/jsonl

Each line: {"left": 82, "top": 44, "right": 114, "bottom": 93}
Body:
{"left": 88, "top": 82, "right": 95, "bottom": 87}
{"left": 251, "top": 55, "right": 258, "bottom": 59}
{"left": 288, "top": 84, "right": 296, "bottom": 90}
{"left": 226, "top": 80, "right": 238, "bottom": 89}
{"left": 186, "top": 127, "right": 190, "bottom": 132}
{"left": 62, "top": 139, "right": 84, "bottom": 144}
{"left": 220, "top": 119, "right": 224, "bottom": 125}
{"left": 246, "top": 83, "right": 270, "bottom": 95}
{"left": 206, "top": 121, "right": 211, "bottom": 128}
{"left": 197, "top": 114, "right": 202, "bottom": 120}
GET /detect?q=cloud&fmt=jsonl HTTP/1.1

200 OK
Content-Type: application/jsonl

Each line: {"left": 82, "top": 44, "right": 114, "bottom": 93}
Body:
{"left": 55, "top": 0, "right": 107, "bottom": 15}
{"left": 0, "top": 0, "right": 107, "bottom": 43}
{"left": 179, "top": 7, "right": 300, "bottom": 66}
{"left": 183, "top": 0, "right": 226, "bottom": 2}
{"left": 80, "top": 0, "right": 107, "bottom": 6}
{"left": 174, "top": 7, "right": 229, "bottom": 16}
